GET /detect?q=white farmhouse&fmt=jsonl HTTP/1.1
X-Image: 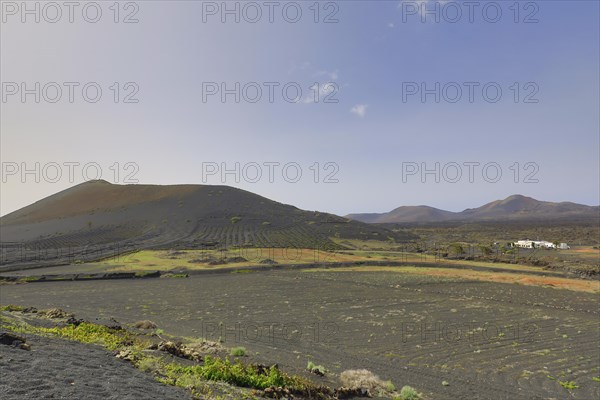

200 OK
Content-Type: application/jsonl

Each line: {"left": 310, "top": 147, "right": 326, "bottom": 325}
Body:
{"left": 514, "top": 240, "right": 535, "bottom": 248}
{"left": 535, "top": 241, "right": 556, "bottom": 249}
{"left": 513, "top": 240, "right": 558, "bottom": 249}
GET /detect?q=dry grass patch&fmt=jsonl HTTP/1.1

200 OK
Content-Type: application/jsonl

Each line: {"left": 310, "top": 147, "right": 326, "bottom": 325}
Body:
{"left": 340, "top": 369, "right": 396, "bottom": 396}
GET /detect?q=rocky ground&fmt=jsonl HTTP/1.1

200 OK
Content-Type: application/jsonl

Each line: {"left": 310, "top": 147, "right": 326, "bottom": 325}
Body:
{"left": 0, "top": 332, "right": 191, "bottom": 399}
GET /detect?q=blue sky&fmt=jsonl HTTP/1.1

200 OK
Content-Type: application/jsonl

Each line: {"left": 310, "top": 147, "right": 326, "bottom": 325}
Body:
{"left": 1, "top": 0, "right": 599, "bottom": 216}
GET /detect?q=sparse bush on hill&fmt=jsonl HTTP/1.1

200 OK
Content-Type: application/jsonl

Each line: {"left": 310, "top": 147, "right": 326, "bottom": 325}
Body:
{"left": 448, "top": 243, "right": 464, "bottom": 256}
{"left": 340, "top": 369, "right": 395, "bottom": 396}
{"left": 478, "top": 244, "right": 492, "bottom": 256}
{"left": 230, "top": 346, "right": 246, "bottom": 356}
{"left": 397, "top": 385, "right": 421, "bottom": 400}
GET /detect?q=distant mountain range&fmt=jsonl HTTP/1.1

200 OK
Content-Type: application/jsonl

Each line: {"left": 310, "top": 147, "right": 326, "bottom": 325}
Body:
{"left": 346, "top": 195, "right": 600, "bottom": 224}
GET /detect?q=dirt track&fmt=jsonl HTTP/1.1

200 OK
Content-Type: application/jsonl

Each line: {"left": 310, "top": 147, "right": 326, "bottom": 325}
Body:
{"left": 1, "top": 270, "right": 599, "bottom": 399}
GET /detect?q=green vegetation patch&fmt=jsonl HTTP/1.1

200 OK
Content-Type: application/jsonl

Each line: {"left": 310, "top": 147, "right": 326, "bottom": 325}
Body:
{"left": 230, "top": 346, "right": 247, "bottom": 356}
{"left": 559, "top": 380, "right": 579, "bottom": 390}
{"left": 1, "top": 308, "right": 330, "bottom": 398}
{"left": 396, "top": 385, "right": 421, "bottom": 400}
{"left": 161, "top": 357, "right": 299, "bottom": 390}
{"left": 307, "top": 361, "right": 326, "bottom": 376}
{"left": 3, "top": 317, "right": 138, "bottom": 351}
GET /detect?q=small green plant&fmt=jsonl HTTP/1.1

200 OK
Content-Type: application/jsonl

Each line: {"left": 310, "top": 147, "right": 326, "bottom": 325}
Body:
{"left": 384, "top": 380, "right": 396, "bottom": 392}
{"left": 230, "top": 216, "right": 242, "bottom": 224}
{"left": 230, "top": 346, "right": 246, "bottom": 357}
{"left": 398, "top": 385, "right": 421, "bottom": 400}
{"left": 559, "top": 380, "right": 578, "bottom": 390}
{"left": 306, "top": 361, "right": 326, "bottom": 375}
{"left": 592, "top": 377, "right": 600, "bottom": 382}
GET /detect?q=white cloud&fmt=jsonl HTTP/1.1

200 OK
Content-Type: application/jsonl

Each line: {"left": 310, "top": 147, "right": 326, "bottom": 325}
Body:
{"left": 303, "top": 82, "right": 338, "bottom": 104}
{"left": 315, "top": 69, "right": 339, "bottom": 81}
{"left": 289, "top": 65, "right": 341, "bottom": 104}
{"left": 350, "top": 104, "right": 368, "bottom": 118}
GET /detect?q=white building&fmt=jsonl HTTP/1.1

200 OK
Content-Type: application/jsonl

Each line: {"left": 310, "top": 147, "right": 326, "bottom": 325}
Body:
{"left": 514, "top": 240, "right": 558, "bottom": 249}
{"left": 514, "top": 240, "right": 535, "bottom": 248}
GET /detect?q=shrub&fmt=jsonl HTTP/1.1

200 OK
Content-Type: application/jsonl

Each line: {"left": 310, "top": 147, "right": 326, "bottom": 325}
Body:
{"left": 385, "top": 380, "right": 396, "bottom": 392}
{"left": 448, "top": 243, "right": 464, "bottom": 256}
{"left": 307, "top": 361, "right": 326, "bottom": 376}
{"left": 340, "top": 369, "right": 391, "bottom": 394}
{"left": 398, "top": 385, "right": 421, "bottom": 400}
{"left": 230, "top": 346, "right": 246, "bottom": 356}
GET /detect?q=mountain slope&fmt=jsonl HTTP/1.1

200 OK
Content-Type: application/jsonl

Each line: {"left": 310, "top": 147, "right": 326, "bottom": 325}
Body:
{"left": 346, "top": 195, "right": 599, "bottom": 223}
{"left": 347, "top": 206, "right": 456, "bottom": 223}
{"left": 0, "top": 181, "right": 416, "bottom": 267}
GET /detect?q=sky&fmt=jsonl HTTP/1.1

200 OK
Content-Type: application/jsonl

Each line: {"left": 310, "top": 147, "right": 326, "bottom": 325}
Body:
{"left": 1, "top": 0, "right": 599, "bottom": 216}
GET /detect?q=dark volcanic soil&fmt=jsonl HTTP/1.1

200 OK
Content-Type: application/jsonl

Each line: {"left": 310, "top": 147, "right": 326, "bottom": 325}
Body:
{"left": 1, "top": 270, "right": 599, "bottom": 400}
{"left": 0, "top": 332, "right": 190, "bottom": 399}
